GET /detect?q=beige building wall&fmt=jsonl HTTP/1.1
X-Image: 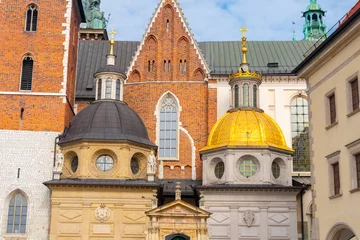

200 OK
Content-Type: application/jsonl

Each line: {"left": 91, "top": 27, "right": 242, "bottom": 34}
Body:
{"left": 298, "top": 15, "right": 360, "bottom": 240}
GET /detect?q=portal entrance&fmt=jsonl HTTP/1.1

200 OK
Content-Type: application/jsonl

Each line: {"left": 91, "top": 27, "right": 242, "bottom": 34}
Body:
{"left": 165, "top": 234, "right": 190, "bottom": 240}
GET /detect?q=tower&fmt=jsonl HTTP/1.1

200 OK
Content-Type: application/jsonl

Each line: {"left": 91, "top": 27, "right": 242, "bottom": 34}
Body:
{"left": 0, "top": 0, "right": 84, "bottom": 239}
{"left": 199, "top": 28, "right": 301, "bottom": 240}
{"left": 303, "top": 0, "right": 328, "bottom": 41}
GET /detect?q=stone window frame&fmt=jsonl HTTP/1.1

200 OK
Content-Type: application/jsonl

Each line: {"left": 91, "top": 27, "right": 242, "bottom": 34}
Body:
{"left": 324, "top": 88, "right": 338, "bottom": 130}
{"left": 345, "top": 138, "right": 360, "bottom": 193}
{"left": 1, "top": 189, "right": 30, "bottom": 237}
{"left": 346, "top": 72, "right": 360, "bottom": 117}
{"left": 235, "top": 155, "right": 261, "bottom": 182}
{"left": 19, "top": 54, "right": 34, "bottom": 91}
{"left": 326, "top": 151, "right": 342, "bottom": 199}
{"left": 155, "top": 92, "right": 181, "bottom": 161}
{"left": 271, "top": 157, "right": 288, "bottom": 185}
{"left": 90, "top": 149, "right": 118, "bottom": 177}
{"left": 207, "top": 157, "right": 226, "bottom": 182}
{"left": 25, "top": 4, "right": 38, "bottom": 32}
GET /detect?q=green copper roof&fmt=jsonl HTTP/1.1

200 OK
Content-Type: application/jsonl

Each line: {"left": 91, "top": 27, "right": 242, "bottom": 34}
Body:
{"left": 306, "top": 0, "right": 323, "bottom": 11}
{"left": 81, "top": 0, "right": 107, "bottom": 29}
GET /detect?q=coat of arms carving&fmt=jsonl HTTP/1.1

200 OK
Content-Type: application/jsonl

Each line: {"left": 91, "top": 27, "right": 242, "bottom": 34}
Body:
{"left": 243, "top": 210, "right": 255, "bottom": 227}
{"left": 95, "top": 203, "right": 110, "bottom": 223}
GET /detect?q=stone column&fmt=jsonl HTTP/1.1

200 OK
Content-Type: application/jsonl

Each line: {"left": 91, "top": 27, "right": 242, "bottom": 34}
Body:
{"left": 82, "top": 202, "right": 91, "bottom": 240}
{"left": 259, "top": 207, "right": 268, "bottom": 240}
{"left": 289, "top": 207, "right": 298, "bottom": 240}
{"left": 230, "top": 205, "right": 239, "bottom": 239}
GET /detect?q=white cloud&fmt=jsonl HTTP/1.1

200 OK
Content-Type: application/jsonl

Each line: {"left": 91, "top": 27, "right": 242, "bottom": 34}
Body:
{"left": 100, "top": 0, "right": 357, "bottom": 41}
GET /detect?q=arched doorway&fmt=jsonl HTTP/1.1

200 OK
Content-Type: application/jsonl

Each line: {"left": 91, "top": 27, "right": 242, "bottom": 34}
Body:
{"left": 165, "top": 234, "right": 190, "bottom": 240}
{"left": 326, "top": 223, "right": 358, "bottom": 240}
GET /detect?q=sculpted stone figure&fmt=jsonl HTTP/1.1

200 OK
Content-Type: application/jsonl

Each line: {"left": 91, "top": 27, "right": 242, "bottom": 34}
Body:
{"left": 81, "top": 0, "right": 106, "bottom": 29}
{"left": 147, "top": 150, "right": 156, "bottom": 174}
{"left": 54, "top": 149, "right": 64, "bottom": 172}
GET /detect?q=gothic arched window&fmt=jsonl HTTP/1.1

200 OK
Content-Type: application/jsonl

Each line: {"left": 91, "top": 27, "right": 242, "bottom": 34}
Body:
{"left": 234, "top": 85, "right": 239, "bottom": 108}
{"left": 291, "top": 97, "right": 310, "bottom": 172}
{"left": 97, "top": 79, "right": 102, "bottom": 99}
{"left": 243, "top": 84, "right": 249, "bottom": 107}
{"left": 116, "top": 79, "right": 121, "bottom": 100}
{"left": 25, "top": 4, "right": 38, "bottom": 32}
{"left": 20, "top": 55, "right": 34, "bottom": 91}
{"left": 159, "top": 95, "right": 178, "bottom": 159}
{"left": 7, "top": 193, "right": 27, "bottom": 234}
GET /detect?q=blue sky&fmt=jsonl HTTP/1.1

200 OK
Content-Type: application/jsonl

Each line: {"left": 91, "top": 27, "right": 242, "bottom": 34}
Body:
{"left": 101, "top": 0, "right": 356, "bottom": 41}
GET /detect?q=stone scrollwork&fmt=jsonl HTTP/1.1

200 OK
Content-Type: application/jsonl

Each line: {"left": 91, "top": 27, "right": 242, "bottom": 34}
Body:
{"left": 243, "top": 210, "right": 255, "bottom": 227}
{"left": 95, "top": 203, "right": 110, "bottom": 223}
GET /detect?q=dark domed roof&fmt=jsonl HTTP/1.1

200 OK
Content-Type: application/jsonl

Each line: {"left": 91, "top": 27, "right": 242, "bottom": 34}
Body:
{"left": 95, "top": 65, "right": 123, "bottom": 74}
{"left": 59, "top": 100, "right": 156, "bottom": 147}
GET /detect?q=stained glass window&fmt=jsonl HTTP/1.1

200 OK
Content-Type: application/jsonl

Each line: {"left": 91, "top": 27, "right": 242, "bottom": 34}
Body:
{"left": 159, "top": 96, "right": 178, "bottom": 158}
{"left": 291, "top": 97, "right": 310, "bottom": 172}
{"left": 234, "top": 85, "right": 239, "bottom": 108}
{"left": 243, "top": 84, "right": 249, "bottom": 107}
{"left": 240, "top": 159, "right": 257, "bottom": 177}
{"left": 96, "top": 155, "right": 114, "bottom": 172}
{"left": 214, "top": 161, "right": 224, "bottom": 179}
{"left": 7, "top": 193, "right": 27, "bottom": 234}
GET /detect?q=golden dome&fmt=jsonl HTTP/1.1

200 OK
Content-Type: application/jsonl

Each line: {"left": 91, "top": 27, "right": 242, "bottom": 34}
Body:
{"left": 201, "top": 108, "right": 294, "bottom": 152}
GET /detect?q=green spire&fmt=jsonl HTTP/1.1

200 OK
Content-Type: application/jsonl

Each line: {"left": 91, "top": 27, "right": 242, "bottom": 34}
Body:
{"left": 80, "top": 0, "right": 107, "bottom": 29}
{"left": 303, "top": 0, "right": 327, "bottom": 41}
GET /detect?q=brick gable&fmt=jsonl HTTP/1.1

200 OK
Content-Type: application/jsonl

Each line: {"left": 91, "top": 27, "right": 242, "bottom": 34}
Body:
{"left": 127, "top": 0, "right": 209, "bottom": 83}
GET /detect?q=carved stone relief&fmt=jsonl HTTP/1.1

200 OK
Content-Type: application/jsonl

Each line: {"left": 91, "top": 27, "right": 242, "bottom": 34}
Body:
{"left": 95, "top": 203, "right": 110, "bottom": 223}
{"left": 243, "top": 210, "right": 256, "bottom": 227}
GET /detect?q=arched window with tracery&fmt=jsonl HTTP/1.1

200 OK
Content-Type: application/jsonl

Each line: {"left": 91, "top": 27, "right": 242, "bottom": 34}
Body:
{"left": 159, "top": 94, "right": 178, "bottom": 159}
{"left": 20, "top": 54, "right": 34, "bottom": 90}
{"left": 25, "top": 4, "right": 38, "bottom": 32}
{"left": 7, "top": 193, "right": 27, "bottom": 234}
{"left": 291, "top": 97, "right": 310, "bottom": 172}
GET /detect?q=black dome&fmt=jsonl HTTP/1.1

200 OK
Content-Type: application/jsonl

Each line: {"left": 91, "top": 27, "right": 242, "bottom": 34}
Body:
{"left": 95, "top": 65, "right": 123, "bottom": 74}
{"left": 59, "top": 100, "right": 156, "bottom": 148}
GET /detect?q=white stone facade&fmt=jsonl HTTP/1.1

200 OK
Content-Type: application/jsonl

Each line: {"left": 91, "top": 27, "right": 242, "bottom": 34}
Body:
{"left": 201, "top": 190, "right": 298, "bottom": 240}
{"left": 0, "top": 130, "right": 58, "bottom": 240}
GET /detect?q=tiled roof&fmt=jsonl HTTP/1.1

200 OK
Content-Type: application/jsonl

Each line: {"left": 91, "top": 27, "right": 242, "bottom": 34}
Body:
{"left": 76, "top": 40, "right": 316, "bottom": 99}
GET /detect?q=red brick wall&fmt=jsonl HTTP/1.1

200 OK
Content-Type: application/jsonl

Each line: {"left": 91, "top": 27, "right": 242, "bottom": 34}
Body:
{"left": 128, "top": 0, "right": 206, "bottom": 83}
{"left": 0, "top": 0, "right": 82, "bottom": 132}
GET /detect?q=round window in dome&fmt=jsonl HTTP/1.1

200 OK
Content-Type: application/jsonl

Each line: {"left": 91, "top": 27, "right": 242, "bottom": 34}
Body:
{"left": 214, "top": 161, "right": 225, "bottom": 179}
{"left": 272, "top": 161, "right": 281, "bottom": 179}
{"left": 239, "top": 159, "right": 257, "bottom": 178}
{"left": 96, "top": 155, "right": 114, "bottom": 172}
{"left": 131, "top": 157, "right": 140, "bottom": 175}
{"left": 71, "top": 156, "right": 78, "bottom": 173}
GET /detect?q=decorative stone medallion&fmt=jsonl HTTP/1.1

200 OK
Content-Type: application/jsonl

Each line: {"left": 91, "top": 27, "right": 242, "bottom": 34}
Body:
{"left": 95, "top": 203, "right": 110, "bottom": 223}
{"left": 243, "top": 210, "right": 255, "bottom": 227}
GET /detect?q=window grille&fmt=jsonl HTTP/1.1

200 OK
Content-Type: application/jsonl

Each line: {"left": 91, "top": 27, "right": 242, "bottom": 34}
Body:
{"left": 20, "top": 55, "right": 34, "bottom": 90}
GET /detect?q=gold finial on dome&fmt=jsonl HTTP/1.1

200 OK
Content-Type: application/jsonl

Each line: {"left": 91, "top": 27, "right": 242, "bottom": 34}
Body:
{"left": 240, "top": 26, "right": 248, "bottom": 64}
{"left": 108, "top": 28, "right": 117, "bottom": 55}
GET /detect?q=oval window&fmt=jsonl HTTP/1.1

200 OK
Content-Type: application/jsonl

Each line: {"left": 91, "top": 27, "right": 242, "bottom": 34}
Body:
{"left": 272, "top": 161, "right": 281, "bottom": 179}
{"left": 131, "top": 157, "right": 140, "bottom": 174}
{"left": 96, "top": 155, "right": 114, "bottom": 172}
{"left": 71, "top": 156, "right": 78, "bottom": 173}
{"left": 239, "top": 159, "right": 257, "bottom": 178}
{"left": 214, "top": 161, "right": 225, "bottom": 179}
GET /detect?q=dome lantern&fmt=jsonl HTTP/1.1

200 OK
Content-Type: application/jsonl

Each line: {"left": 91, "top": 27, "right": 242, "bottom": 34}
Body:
{"left": 229, "top": 27, "right": 262, "bottom": 109}
{"left": 94, "top": 29, "right": 127, "bottom": 101}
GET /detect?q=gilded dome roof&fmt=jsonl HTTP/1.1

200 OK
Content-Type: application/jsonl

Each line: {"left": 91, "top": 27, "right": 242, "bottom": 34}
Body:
{"left": 201, "top": 108, "right": 293, "bottom": 152}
